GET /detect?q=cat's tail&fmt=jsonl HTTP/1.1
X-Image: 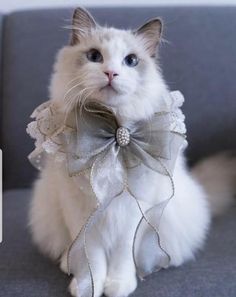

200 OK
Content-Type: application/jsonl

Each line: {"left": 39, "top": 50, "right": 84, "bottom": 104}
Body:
{"left": 192, "top": 151, "right": 236, "bottom": 216}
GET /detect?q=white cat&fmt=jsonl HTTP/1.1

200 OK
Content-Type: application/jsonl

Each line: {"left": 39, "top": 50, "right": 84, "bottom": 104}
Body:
{"left": 29, "top": 8, "right": 235, "bottom": 297}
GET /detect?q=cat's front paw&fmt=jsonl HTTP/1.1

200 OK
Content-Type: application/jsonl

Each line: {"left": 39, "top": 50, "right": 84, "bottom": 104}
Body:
{"left": 104, "top": 276, "right": 137, "bottom": 297}
{"left": 69, "top": 278, "right": 78, "bottom": 297}
{"left": 69, "top": 277, "right": 104, "bottom": 297}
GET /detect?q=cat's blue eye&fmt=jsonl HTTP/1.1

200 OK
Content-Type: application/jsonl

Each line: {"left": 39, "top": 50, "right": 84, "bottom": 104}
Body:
{"left": 86, "top": 49, "right": 103, "bottom": 63}
{"left": 124, "top": 54, "right": 139, "bottom": 67}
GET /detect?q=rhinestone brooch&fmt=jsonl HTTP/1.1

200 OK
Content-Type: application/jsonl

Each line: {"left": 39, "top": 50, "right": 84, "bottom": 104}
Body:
{"left": 116, "top": 127, "right": 130, "bottom": 147}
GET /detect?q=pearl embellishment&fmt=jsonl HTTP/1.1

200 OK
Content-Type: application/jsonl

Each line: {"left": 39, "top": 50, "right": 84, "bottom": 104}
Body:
{"left": 116, "top": 127, "right": 130, "bottom": 147}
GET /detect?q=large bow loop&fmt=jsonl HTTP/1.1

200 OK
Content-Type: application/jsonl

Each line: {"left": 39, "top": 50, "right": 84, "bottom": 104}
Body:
{"left": 67, "top": 102, "right": 185, "bottom": 180}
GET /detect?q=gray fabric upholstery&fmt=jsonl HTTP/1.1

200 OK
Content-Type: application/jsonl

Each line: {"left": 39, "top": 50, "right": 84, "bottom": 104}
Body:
{"left": 1, "top": 189, "right": 236, "bottom": 297}
{"left": 1, "top": 190, "right": 70, "bottom": 296}
{"left": 2, "top": 7, "right": 236, "bottom": 189}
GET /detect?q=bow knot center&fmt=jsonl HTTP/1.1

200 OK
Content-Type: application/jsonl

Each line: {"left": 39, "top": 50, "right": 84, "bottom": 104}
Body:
{"left": 116, "top": 127, "right": 130, "bottom": 147}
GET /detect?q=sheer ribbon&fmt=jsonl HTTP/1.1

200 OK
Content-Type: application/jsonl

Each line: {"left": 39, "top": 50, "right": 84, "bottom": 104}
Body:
{"left": 27, "top": 92, "right": 186, "bottom": 297}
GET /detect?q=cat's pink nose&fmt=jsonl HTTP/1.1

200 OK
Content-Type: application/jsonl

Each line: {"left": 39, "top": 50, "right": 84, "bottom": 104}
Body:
{"left": 104, "top": 71, "right": 118, "bottom": 83}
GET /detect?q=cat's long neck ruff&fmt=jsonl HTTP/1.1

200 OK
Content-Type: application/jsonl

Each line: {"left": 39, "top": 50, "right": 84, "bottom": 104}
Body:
{"left": 105, "top": 87, "right": 171, "bottom": 125}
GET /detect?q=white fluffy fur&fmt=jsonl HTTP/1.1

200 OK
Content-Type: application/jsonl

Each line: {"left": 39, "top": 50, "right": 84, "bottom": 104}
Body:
{"left": 192, "top": 152, "right": 236, "bottom": 216}
{"left": 29, "top": 9, "right": 233, "bottom": 297}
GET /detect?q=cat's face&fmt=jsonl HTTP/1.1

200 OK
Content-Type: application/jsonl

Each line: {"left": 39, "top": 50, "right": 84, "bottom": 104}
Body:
{"left": 50, "top": 8, "right": 167, "bottom": 120}
{"left": 70, "top": 29, "right": 145, "bottom": 106}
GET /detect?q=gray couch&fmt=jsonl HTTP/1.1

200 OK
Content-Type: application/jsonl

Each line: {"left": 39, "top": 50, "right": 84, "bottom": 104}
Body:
{"left": 1, "top": 6, "right": 236, "bottom": 297}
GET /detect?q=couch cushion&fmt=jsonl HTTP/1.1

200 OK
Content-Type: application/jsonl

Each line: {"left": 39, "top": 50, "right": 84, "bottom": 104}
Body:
{"left": 1, "top": 189, "right": 236, "bottom": 296}
{"left": 1, "top": 189, "right": 70, "bottom": 296}
{"left": 2, "top": 7, "right": 236, "bottom": 189}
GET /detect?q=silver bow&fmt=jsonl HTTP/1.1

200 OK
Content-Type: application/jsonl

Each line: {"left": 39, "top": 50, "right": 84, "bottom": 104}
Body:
{"left": 66, "top": 102, "right": 184, "bottom": 198}
{"left": 27, "top": 92, "right": 186, "bottom": 297}
{"left": 64, "top": 101, "right": 186, "bottom": 297}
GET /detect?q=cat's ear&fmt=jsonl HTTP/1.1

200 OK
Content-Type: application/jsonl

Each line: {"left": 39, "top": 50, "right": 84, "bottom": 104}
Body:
{"left": 70, "top": 7, "right": 97, "bottom": 46}
{"left": 135, "top": 18, "right": 163, "bottom": 57}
